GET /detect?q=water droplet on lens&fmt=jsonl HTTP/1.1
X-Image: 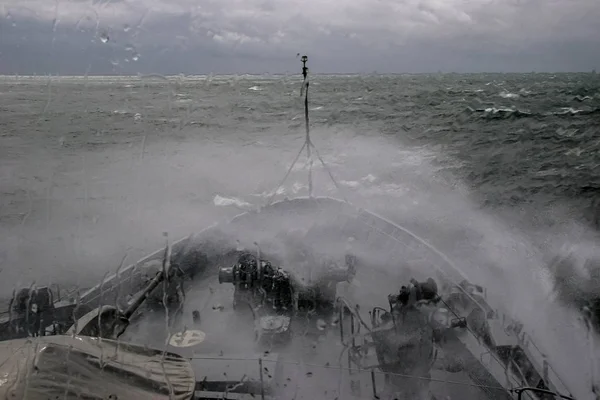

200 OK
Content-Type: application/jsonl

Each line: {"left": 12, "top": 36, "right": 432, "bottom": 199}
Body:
{"left": 6, "top": 12, "right": 15, "bottom": 27}
{"left": 132, "top": 53, "right": 140, "bottom": 61}
{"left": 99, "top": 31, "right": 109, "bottom": 43}
{"left": 123, "top": 24, "right": 131, "bottom": 32}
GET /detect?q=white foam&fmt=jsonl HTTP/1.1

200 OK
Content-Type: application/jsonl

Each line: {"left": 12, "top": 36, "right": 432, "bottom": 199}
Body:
{"left": 212, "top": 195, "right": 252, "bottom": 210}
{"left": 361, "top": 174, "right": 377, "bottom": 183}
{"left": 291, "top": 182, "right": 306, "bottom": 193}
{"left": 340, "top": 180, "right": 360, "bottom": 188}
{"left": 499, "top": 91, "right": 520, "bottom": 98}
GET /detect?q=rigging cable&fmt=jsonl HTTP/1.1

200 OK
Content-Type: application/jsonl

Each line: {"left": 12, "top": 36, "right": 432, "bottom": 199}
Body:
{"left": 301, "top": 55, "right": 313, "bottom": 198}
{"left": 266, "top": 55, "right": 347, "bottom": 206}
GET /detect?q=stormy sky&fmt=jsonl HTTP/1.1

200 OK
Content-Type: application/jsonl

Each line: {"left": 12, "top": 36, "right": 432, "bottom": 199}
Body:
{"left": 1, "top": 0, "right": 600, "bottom": 74}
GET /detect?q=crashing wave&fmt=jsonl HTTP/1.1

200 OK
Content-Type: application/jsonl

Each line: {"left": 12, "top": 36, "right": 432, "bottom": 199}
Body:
{"left": 547, "top": 251, "right": 600, "bottom": 330}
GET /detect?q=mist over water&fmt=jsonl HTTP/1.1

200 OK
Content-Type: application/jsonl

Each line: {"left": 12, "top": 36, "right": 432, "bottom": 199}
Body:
{"left": 0, "top": 74, "right": 599, "bottom": 396}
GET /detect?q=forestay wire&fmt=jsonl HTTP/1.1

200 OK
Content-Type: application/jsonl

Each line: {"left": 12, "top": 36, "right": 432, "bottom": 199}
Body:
{"left": 267, "top": 55, "right": 347, "bottom": 206}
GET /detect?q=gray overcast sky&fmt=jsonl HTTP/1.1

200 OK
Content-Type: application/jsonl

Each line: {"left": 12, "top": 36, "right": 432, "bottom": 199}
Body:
{"left": 1, "top": 0, "right": 600, "bottom": 74}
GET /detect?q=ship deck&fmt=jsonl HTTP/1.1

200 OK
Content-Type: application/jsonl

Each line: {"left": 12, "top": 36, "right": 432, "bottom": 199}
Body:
{"left": 120, "top": 252, "right": 496, "bottom": 400}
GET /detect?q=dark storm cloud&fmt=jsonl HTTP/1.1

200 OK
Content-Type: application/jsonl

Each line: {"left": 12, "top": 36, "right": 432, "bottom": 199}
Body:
{"left": 1, "top": 0, "right": 599, "bottom": 74}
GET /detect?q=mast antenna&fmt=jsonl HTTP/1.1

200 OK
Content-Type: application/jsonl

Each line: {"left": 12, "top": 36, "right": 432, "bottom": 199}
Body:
{"left": 267, "top": 55, "right": 345, "bottom": 205}
{"left": 301, "top": 55, "right": 313, "bottom": 197}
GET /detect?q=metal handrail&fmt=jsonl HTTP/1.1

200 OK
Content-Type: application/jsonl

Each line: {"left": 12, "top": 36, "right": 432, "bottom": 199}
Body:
{"left": 513, "top": 387, "right": 576, "bottom": 400}
{"left": 354, "top": 209, "right": 578, "bottom": 398}
{"left": 336, "top": 296, "right": 372, "bottom": 334}
{"left": 371, "top": 307, "right": 389, "bottom": 327}
{"left": 510, "top": 322, "right": 573, "bottom": 396}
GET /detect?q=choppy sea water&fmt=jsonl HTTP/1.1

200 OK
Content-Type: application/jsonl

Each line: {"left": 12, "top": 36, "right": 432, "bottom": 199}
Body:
{"left": 0, "top": 73, "right": 599, "bottom": 397}
{"left": 3, "top": 73, "right": 600, "bottom": 218}
{"left": 1, "top": 72, "right": 599, "bottom": 305}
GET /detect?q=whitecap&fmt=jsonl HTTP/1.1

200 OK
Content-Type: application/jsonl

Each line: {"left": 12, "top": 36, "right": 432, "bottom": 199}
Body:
{"left": 556, "top": 107, "right": 582, "bottom": 115}
{"left": 340, "top": 180, "right": 360, "bottom": 188}
{"left": 213, "top": 194, "right": 252, "bottom": 209}
{"left": 252, "top": 187, "right": 286, "bottom": 198}
{"left": 536, "top": 169, "right": 560, "bottom": 177}
{"left": 565, "top": 148, "right": 584, "bottom": 157}
{"left": 361, "top": 174, "right": 377, "bottom": 183}
{"left": 555, "top": 127, "right": 578, "bottom": 137}
{"left": 291, "top": 182, "right": 306, "bottom": 193}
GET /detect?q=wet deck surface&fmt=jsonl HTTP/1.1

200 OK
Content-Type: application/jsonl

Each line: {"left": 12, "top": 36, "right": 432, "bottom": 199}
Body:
{"left": 119, "top": 255, "right": 492, "bottom": 400}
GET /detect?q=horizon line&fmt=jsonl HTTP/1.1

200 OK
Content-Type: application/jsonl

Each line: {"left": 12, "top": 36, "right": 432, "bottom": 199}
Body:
{"left": 0, "top": 70, "right": 597, "bottom": 79}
